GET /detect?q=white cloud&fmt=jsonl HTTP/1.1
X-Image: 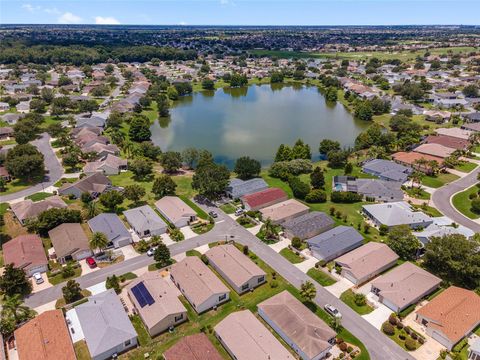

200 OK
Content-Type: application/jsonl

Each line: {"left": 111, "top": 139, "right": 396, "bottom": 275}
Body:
{"left": 58, "top": 12, "right": 82, "bottom": 24}
{"left": 94, "top": 16, "right": 120, "bottom": 25}
{"left": 44, "top": 7, "right": 60, "bottom": 15}
{"left": 22, "top": 4, "right": 37, "bottom": 12}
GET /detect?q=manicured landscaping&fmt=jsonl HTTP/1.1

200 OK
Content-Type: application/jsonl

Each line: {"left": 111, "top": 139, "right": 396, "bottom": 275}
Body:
{"left": 25, "top": 192, "right": 54, "bottom": 201}
{"left": 381, "top": 318, "right": 425, "bottom": 352}
{"left": 190, "top": 221, "right": 214, "bottom": 234}
{"left": 340, "top": 289, "right": 374, "bottom": 315}
{"left": 411, "top": 203, "right": 443, "bottom": 217}
{"left": 47, "top": 266, "right": 82, "bottom": 285}
{"left": 220, "top": 203, "right": 236, "bottom": 214}
{"left": 403, "top": 186, "right": 430, "bottom": 200}
{"left": 307, "top": 267, "right": 337, "bottom": 286}
{"left": 454, "top": 161, "right": 478, "bottom": 173}
{"left": 180, "top": 195, "right": 209, "bottom": 219}
{"left": 279, "top": 247, "right": 304, "bottom": 264}
{"left": 185, "top": 249, "right": 202, "bottom": 257}
{"left": 421, "top": 172, "right": 459, "bottom": 188}
{"left": 452, "top": 184, "right": 480, "bottom": 219}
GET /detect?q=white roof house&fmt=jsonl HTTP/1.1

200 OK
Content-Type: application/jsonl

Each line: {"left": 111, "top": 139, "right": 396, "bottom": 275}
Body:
{"left": 362, "top": 201, "right": 433, "bottom": 229}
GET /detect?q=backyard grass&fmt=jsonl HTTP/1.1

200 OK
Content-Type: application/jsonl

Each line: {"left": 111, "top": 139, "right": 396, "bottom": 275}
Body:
{"left": 307, "top": 267, "right": 337, "bottom": 286}
{"left": 25, "top": 192, "right": 54, "bottom": 201}
{"left": 279, "top": 247, "right": 304, "bottom": 264}
{"left": 219, "top": 203, "right": 236, "bottom": 214}
{"left": 122, "top": 244, "right": 370, "bottom": 360}
{"left": 454, "top": 161, "right": 478, "bottom": 173}
{"left": 180, "top": 195, "right": 208, "bottom": 219}
{"left": 421, "top": 172, "right": 459, "bottom": 188}
{"left": 73, "top": 341, "right": 91, "bottom": 360}
{"left": 452, "top": 184, "right": 480, "bottom": 219}
{"left": 340, "top": 290, "right": 374, "bottom": 315}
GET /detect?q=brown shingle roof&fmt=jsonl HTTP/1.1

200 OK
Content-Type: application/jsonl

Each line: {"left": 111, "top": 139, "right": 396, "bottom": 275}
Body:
{"left": 424, "top": 135, "right": 470, "bottom": 150}
{"left": 15, "top": 310, "right": 76, "bottom": 360}
{"left": 10, "top": 196, "right": 67, "bottom": 223}
{"left": 163, "top": 333, "right": 223, "bottom": 360}
{"left": 260, "top": 199, "right": 309, "bottom": 223}
{"left": 416, "top": 286, "right": 480, "bottom": 344}
{"left": 258, "top": 291, "right": 336, "bottom": 358}
{"left": 48, "top": 223, "right": 90, "bottom": 258}
{"left": 2, "top": 234, "right": 47, "bottom": 270}
{"left": 413, "top": 143, "right": 455, "bottom": 158}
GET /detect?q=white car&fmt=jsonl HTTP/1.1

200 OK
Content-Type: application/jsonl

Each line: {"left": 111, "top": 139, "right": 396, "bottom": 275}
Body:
{"left": 32, "top": 272, "right": 44, "bottom": 285}
{"left": 234, "top": 208, "right": 244, "bottom": 216}
{"left": 324, "top": 304, "right": 342, "bottom": 318}
{"left": 147, "top": 246, "right": 158, "bottom": 257}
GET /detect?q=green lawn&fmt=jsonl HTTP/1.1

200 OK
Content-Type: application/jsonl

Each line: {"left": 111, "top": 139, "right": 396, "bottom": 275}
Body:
{"left": 403, "top": 186, "right": 430, "bottom": 200}
{"left": 47, "top": 267, "right": 82, "bottom": 285}
{"left": 185, "top": 249, "right": 202, "bottom": 257}
{"left": 25, "top": 192, "right": 54, "bottom": 201}
{"left": 307, "top": 268, "right": 337, "bottom": 286}
{"left": 220, "top": 203, "right": 236, "bottom": 214}
{"left": 421, "top": 172, "right": 459, "bottom": 188}
{"left": 455, "top": 161, "right": 478, "bottom": 173}
{"left": 452, "top": 184, "right": 480, "bottom": 219}
{"left": 411, "top": 204, "right": 443, "bottom": 217}
{"left": 1, "top": 178, "right": 32, "bottom": 195}
{"left": 73, "top": 341, "right": 91, "bottom": 360}
{"left": 340, "top": 290, "right": 374, "bottom": 315}
{"left": 180, "top": 195, "right": 208, "bottom": 219}
{"left": 279, "top": 247, "right": 304, "bottom": 264}
{"left": 382, "top": 322, "right": 423, "bottom": 352}
{"left": 123, "top": 244, "right": 370, "bottom": 360}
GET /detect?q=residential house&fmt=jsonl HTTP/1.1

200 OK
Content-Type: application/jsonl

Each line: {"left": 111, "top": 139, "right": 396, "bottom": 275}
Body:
{"left": 462, "top": 122, "right": 480, "bottom": 132}
{"left": 1, "top": 113, "right": 22, "bottom": 125}
{"left": 435, "top": 127, "right": 473, "bottom": 140}
{"left": 464, "top": 112, "right": 480, "bottom": 123}
{"left": 126, "top": 273, "right": 187, "bottom": 337}
{"left": 362, "top": 201, "right": 433, "bottom": 229}
{"left": 415, "top": 287, "right": 480, "bottom": 350}
{"left": 84, "top": 154, "right": 127, "bottom": 175}
{"left": 424, "top": 110, "right": 451, "bottom": 123}
{"left": 0, "top": 166, "right": 11, "bottom": 181}
{"left": 413, "top": 216, "right": 474, "bottom": 246}
{"left": 123, "top": 205, "right": 168, "bottom": 238}
{"left": 413, "top": 143, "right": 455, "bottom": 159}
{"left": 333, "top": 176, "right": 404, "bottom": 202}
{"left": 260, "top": 199, "right": 310, "bottom": 225}
{"left": 88, "top": 213, "right": 132, "bottom": 248}
{"left": 225, "top": 178, "right": 268, "bottom": 199}
{"left": 0, "top": 102, "right": 9, "bottom": 111}
{"left": 0, "top": 126, "right": 13, "bottom": 140}
{"left": 2, "top": 234, "right": 48, "bottom": 276}
{"left": 241, "top": 187, "right": 288, "bottom": 211}
{"left": 282, "top": 211, "right": 335, "bottom": 240}
{"left": 76, "top": 290, "right": 138, "bottom": 360}
{"left": 392, "top": 151, "right": 444, "bottom": 174}
{"left": 469, "top": 339, "right": 480, "bottom": 360}
{"left": 10, "top": 195, "right": 67, "bottom": 225}
{"left": 205, "top": 245, "right": 266, "bottom": 294}
{"left": 48, "top": 223, "right": 92, "bottom": 263}
{"left": 16, "top": 100, "right": 30, "bottom": 113}
{"left": 258, "top": 291, "right": 336, "bottom": 360}
{"left": 334, "top": 242, "right": 399, "bottom": 285}
{"left": 59, "top": 172, "right": 112, "bottom": 199}
{"left": 214, "top": 310, "right": 294, "bottom": 360}
{"left": 362, "top": 159, "right": 411, "bottom": 183}
{"left": 424, "top": 135, "right": 470, "bottom": 151}
{"left": 14, "top": 310, "right": 76, "bottom": 360}
{"left": 82, "top": 143, "right": 120, "bottom": 159}
{"left": 170, "top": 256, "right": 230, "bottom": 313}
{"left": 307, "top": 226, "right": 364, "bottom": 263}
{"left": 163, "top": 333, "right": 223, "bottom": 360}
{"left": 154, "top": 196, "right": 197, "bottom": 228}
{"left": 76, "top": 115, "right": 107, "bottom": 128}
{"left": 370, "top": 262, "right": 441, "bottom": 312}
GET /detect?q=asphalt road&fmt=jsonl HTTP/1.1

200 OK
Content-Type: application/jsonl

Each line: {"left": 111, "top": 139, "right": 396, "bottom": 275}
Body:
{"left": 24, "top": 205, "right": 412, "bottom": 360}
{"left": 431, "top": 166, "right": 480, "bottom": 232}
{"left": 1, "top": 133, "right": 64, "bottom": 202}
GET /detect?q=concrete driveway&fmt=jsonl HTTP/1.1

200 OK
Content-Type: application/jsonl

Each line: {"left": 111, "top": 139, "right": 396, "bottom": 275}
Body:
{"left": 269, "top": 238, "right": 290, "bottom": 253}
{"left": 31, "top": 273, "right": 52, "bottom": 292}
{"left": 80, "top": 259, "right": 100, "bottom": 275}
{"left": 181, "top": 226, "right": 197, "bottom": 239}
{"left": 121, "top": 244, "right": 140, "bottom": 260}
{"left": 65, "top": 308, "right": 85, "bottom": 343}
{"left": 362, "top": 302, "right": 392, "bottom": 330}
{"left": 324, "top": 277, "right": 354, "bottom": 297}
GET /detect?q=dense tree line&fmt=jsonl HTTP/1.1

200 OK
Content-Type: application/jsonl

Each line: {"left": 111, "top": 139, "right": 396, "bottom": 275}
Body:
{"left": 0, "top": 44, "right": 197, "bottom": 65}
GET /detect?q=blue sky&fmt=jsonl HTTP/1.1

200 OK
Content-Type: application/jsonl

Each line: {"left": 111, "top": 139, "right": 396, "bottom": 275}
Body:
{"left": 1, "top": 0, "right": 479, "bottom": 25}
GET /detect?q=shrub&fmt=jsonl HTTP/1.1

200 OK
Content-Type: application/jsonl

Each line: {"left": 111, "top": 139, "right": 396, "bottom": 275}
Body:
{"left": 347, "top": 346, "right": 353, "bottom": 353}
{"left": 382, "top": 322, "right": 395, "bottom": 336}
{"left": 305, "top": 189, "right": 327, "bottom": 203}
{"left": 354, "top": 293, "right": 367, "bottom": 307}
{"left": 61, "top": 265, "right": 75, "bottom": 279}
{"left": 339, "top": 353, "right": 345, "bottom": 359}
{"left": 336, "top": 337, "right": 344, "bottom": 344}
{"left": 418, "top": 337, "right": 425, "bottom": 344}
{"left": 339, "top": 342, "right": 348, "bottom": 352}
{"left": 288, "top": 176, "right": 310, "bottom": 200}
{"left": 389, "top": 313, "right": 398, "bottom": 326}
{"left": 404, "top": 326, "right": 411, "bottom": 335}
{"left": 200, "top": 254, "right": 209, "bottom": 265}
{"left": 379, "top": 224, "right": 389, "bottom": 236}
{"left": 410, "top": 332, "right": 418, "bottom": 340}
{"left": 270, "top": 280, "right": 278, "bottom": 288}
{"left": 169, "top": 228, "right": 184, "bottom": 242}
{"left": 291, "top": 237, "right": 303, "bottom": 249}
{"left": 331, "top": 191, "right": 363, "bottom": 203}
{"left": 242, "top": 245, "right": 249, "bottom": 255}
{"left": 405, "top": 338, "right": 417, "bottom": 351}
{"left": 399, "top": 334, "right": 406, "bottom": 340}
{"left": 397, "top": 322, "right": 404, "bottom": 330}
{"left": 472, "top": 198, "right": 480, "bottom": 214}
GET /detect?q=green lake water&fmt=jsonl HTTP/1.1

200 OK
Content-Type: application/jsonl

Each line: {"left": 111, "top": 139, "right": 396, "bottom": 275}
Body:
{"left": 150, "top": 84, "right": 369, "bottom": 166}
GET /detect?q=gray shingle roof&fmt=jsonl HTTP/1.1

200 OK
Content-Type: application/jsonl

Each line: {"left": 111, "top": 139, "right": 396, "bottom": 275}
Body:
{"left": 282, "top": 211, "right": 334, "bottom": 239}
{"left": 307, "top": 226, "right": 364, "bottom": 261}
{"left": 88, "top": 213, "right": 131, "bottom": 245}
{"left": 76, "top": 290, "right": 137, "bottom": 358}
{"left": 362, "top": 159, "right": 411, "bottom": 182}
{"left": 226, "top": 178, "right": 268, "bottom": 198}
{"left": 123, "top": 205, "right": 167, "bottom": 233}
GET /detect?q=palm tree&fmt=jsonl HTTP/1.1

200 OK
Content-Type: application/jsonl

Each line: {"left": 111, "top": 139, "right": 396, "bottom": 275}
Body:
{"left": 409, "top": 170, "right": 424, "bottom": 189}
{"left": 300, "top": 281, "right": 317, "bottom": 302}
{"left": 2, "top": 294, "right": 34, "bottom": 323}
{"left": 85, "top": 201, "right": 98, "bottom": 219}
{"left": 262, "top": 218, "right": 279, "bottom": 241}
{"left": 122, "top": 140, "right": 134, "bottom": 159}
{"left": 90, "top": 232, "right": 109, "bottom": 253}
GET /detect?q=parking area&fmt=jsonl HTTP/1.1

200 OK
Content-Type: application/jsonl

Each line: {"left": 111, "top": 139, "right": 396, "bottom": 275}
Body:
{"left": 121, "top": 244, "right": 140, "bottom": 260}
{"left": 80, "top": 258, "right": 100, "bottom": 275}
{"left": 30, "top": 273, "right": 52, "bottom": 292}
{"left": 294, "top": 250, "right": 318, "bottom": 273}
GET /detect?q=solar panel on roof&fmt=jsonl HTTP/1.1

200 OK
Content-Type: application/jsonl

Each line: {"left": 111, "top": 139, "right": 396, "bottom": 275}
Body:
{"left": 131, "top": 282, "right": 155, "bottom": 308}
